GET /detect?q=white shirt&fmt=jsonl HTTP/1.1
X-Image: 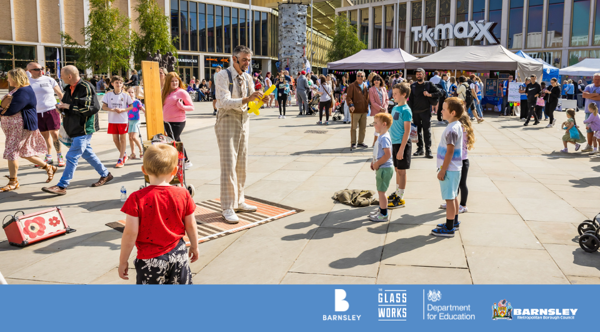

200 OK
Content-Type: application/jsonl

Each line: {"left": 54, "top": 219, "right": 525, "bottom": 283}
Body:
{"left": 319, "top": 83, "right": 332, "bottom": 102}
{"left": 215, "top": 66, "right": 255, "bottom": 112}
{"left": 102, "top": 91, "right": 133, "bottom": 124}
{"left": 430, "top": 75, "right": 441, "bottom": 85}
{"left": 436, "top": 121, "right": 463, "bottom": 171}
{"left": 29, "top": 76, "right": 59, "bottom": 113}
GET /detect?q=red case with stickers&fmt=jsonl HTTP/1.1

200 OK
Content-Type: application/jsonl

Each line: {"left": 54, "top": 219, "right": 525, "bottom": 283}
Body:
{"left": 2, "top": 207, "right": 75, "bottom": 247}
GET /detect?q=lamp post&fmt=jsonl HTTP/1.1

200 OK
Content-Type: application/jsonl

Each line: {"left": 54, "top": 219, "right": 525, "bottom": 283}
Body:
{"left": 249, "top": 0, "right": 253, "bottom": 76}
{"left": 59, "top": 0, "right": 65, "bottom": 71}
{"left": 310, "top": 0, "right": 313, "bottom": 67}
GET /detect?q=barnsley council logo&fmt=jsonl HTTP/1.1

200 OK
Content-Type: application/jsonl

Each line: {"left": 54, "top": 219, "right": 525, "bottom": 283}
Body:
{"left": 492, "top": 299, "right": 513, "bottom": 320}
{"left": 427, "top": 290, "right": 442, "bottom": 302}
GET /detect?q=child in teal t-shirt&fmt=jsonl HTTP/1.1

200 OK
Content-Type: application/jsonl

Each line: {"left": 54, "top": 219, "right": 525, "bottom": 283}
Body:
{"left": 387, "top": 83, "right": 413, "bottom": 209}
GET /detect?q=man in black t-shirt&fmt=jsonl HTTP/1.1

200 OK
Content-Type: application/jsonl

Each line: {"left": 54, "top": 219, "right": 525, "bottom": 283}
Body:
{"left": 524, "top": 74, "right": 541, "bottom": 126}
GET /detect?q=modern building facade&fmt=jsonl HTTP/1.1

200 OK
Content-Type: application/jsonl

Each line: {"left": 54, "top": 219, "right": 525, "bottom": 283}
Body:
{"left": 0, "top": 0, "right": 333, "bottom": 83}
{"left": 336, "top": 0, "right": 600, "bottom": 68}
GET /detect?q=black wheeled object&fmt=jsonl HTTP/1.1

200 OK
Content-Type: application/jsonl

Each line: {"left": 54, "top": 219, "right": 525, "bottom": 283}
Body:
{"left": 577, "top": 213, "right": 600, "bottom": 253}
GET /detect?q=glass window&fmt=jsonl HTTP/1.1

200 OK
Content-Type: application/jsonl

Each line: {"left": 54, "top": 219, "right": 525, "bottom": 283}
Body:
{"left": 374, "top": 7, "right": 382, "bottom": 49}
{"left": 180, "top": 1, "right": 188, "bottom": 51}
{"left": 508, "top": 0, "right": 524, "bottom": 49}
{"left": 571, "top": 0, "right": 590, "bottom": 46}
{"left": 199, "top": 4, "right": 206, "bottom": 52}
{"left": 171, "top": 0, "right": 179, "bottom": 49}
{"left": 255, "top": 11, "right": 261, "bottom": 55}
{"left": 472, "top": 0, "right": 485, "bottom": 45}
{"left": 232, "top": 8, "right": 238, "bottom": 50}
{"left": 412, "top": 1, "right": 422, "bottom": 53}
{"left": 207, "top": 5, "right": 214, "bottom": 52}
{"left": 224, "top": 7, "right": 231, "bottom": 53}
{"left": 0, "top": 44, "right": 12, "bottom": 59}
{"left": 262, "top": 12, "right": 268, "bottom": 56}
{"left": 437, "top": 0, "right": 451, "bottom": 48}
{"left": 360, "top": 8, "right": 369, "bottom": 46}
{"left": 455, "top": 0, "right": 468, "bottom": 46}
{"left": 350, "top": 10, "right": 357, "bottom": 31}
{"left": 13, "top": 45, "right": 35, "bottom": 60}
{"left": 398, "top": 3, "right": 406, "bottom": 49}
{"left": 384, "top": 5, "right": 394, "bottom": 48}
{"left": 526, "top": 0, "right": 543, "bottom": 48}
{"left": 216, "top": 6, "right": 222, "bottom": 53}
{"left": 594, "top": 0, "right": 600, "bottom": 45}
{"left": 569, "top": 50, "right": 589, "bottom": 65}
{"left": 489, "top": 0, "right": 502, "bottom": 45}
{"left": 546, "top": 0, "right": 563, "bottom": 47}
{"left": 190, "top": 2, "right": 197, "bottom": 51}
{"left": 423, "top": 0, "right": 436, "bottom": 53}
{"left": 240, "top": 10, "right": 246, "bottom": 47}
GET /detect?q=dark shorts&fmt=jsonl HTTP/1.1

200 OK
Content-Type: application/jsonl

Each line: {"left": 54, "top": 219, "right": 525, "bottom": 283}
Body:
{"left": 134, "top": 239, "right": 192, "bottom": 285}
{"left": 37, "top": 109, "right": 61, "bottom": 132}
{"left": 392, "top": 141, "right": 412, "bottom": 169}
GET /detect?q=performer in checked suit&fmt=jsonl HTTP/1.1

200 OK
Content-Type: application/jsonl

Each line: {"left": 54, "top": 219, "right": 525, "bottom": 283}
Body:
{"left": 215, "top": 45, "right": 268, "bottom": 223}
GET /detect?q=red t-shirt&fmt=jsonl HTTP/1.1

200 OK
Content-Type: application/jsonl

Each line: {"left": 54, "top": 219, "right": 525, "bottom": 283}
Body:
{"left": 121, "top": 185, "right": 196, "bottom": 259}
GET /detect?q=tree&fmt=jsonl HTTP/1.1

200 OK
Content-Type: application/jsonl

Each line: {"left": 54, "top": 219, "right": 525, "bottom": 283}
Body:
{"left": 327, "top": 15, "right": 366, "bottom": 63}
{"left": 62, "top": 0, "right": 131, "bottom": 74}
{"left": 132, "top": 0, "right": 178, "bottom": 69}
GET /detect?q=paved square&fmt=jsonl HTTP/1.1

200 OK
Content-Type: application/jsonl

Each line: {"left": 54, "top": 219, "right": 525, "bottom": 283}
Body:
{"left": 1, "top": 101, "right": 600, "bottom": 284}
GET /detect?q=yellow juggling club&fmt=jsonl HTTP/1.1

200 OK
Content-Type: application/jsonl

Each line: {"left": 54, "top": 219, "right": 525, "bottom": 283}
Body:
{"left": 248, "top": 84, "right": 276, "bottom": 115}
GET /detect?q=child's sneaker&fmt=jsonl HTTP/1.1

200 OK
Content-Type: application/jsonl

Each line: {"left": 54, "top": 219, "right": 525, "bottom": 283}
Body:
{"left": 57, "top": 155, "right": 65, "bottom": 167}
{"left": 560, "top": 148, "right": 568, "bottom": 153}
{"left": 388, "top": 197, "right": 405, "bottom": 209}
{"left": 369, "top": 208, "right": 380, "bottom": 217}
{"left": 122, "top": 155, "right": 127, "bottom": 164}
{"left": 431, "top": 226, "right": 455, "bottom": 237}
{"left": 388, "top": 192, "right": 398, "bottom": 201}
{"left": 459, "top": 205, "right": 468, "bottom": 213}
{"left": 437, "top": 221, "right": 460, "bottom": 229}
{"left": 36, "top": 155, "right": 53, "bottom": 167}
{"left": 369, "top": 212, "right": 388, "bottom": 222}
{"left": 575, "top": 143, "right": 581, "bottom": 151}
{"left": 316, "top": 121, "right": 322, "bottom": 125}
{"left": 439, "top": 203, "right": 447, "bottom": 209}
{"left": 581, "top": 144, "right": 593, "bottom": 152}
{"left": 115, "top": 159, "right": 124, "bottom": 168}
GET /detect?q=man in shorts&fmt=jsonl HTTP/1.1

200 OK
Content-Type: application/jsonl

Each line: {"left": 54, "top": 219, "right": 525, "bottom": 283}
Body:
{"left": 27, "top": 62, "right": 65, "bottom": 166}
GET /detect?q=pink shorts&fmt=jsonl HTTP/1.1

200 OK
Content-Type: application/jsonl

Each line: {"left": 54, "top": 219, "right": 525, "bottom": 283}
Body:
{"left": 37, "top": 109, "right": 61, "bottom": 132}
{"left": 108, "top": 123, "right": 128, "bottom": 135}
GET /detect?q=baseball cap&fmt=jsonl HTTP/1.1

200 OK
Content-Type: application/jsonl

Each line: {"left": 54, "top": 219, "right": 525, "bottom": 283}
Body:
{"left": 301, "top": 71, "right": 306, "bottom": 75}
{"left": 416, "top": 68, "right": 425, "bottom": 73}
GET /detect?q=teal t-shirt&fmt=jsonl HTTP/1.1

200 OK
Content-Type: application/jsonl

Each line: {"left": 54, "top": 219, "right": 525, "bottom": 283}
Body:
{"left": 389, "top": 104, "right": 413, "bottom": 144}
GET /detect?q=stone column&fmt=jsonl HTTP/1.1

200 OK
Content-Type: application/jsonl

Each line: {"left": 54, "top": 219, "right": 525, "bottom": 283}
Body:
{"left": 278, "top": 4, "right": 308, "bottom": 77}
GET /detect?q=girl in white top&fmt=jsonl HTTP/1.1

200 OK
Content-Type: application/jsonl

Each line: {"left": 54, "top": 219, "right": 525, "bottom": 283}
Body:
{"left": 316, "top": 74, "right": 332, "bottom": 125}
{"left": 264, "top": 72, "right": 273, "bottom": 108}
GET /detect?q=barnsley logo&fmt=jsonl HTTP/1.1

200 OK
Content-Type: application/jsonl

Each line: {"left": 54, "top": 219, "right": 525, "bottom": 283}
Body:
{"left": 492, "top": 299, "right": 513, "bottom": 320}
{"left": 335, "top": 289, "right": 349, "bottom": 312}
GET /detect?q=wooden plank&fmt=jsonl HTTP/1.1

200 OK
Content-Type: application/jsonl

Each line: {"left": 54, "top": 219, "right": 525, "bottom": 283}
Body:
{"left": 141, "top": 61, "right": 163, "bottom": 139}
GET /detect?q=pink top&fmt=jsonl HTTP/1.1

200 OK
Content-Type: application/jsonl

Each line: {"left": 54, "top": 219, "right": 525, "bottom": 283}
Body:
{"left": 368, "top": 86, "right": 389, "bottom": 116}
{"left": 162, "top": 88, "right": 194, "bottom": 122}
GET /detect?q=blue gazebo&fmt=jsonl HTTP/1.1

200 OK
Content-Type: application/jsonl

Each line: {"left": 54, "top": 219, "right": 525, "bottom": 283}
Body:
{"left": 515, "top": 50, "right": 560, "bottom": 83}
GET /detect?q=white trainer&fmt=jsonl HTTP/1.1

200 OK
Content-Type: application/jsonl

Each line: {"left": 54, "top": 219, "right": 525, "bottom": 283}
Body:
{"left": 222, "top": 208, "right": 239, "bottom": 224}
{"left": 236, "top": 202, "right": 257, "bottom": 212}
{"left": 184, "top": 161, "right": 193, "bottom": 170}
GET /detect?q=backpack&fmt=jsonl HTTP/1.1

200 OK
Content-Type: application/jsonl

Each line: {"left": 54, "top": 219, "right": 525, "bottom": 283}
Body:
{"left": 461, "top": 83, "right": 474, "bottom": 109}
{"left": 435, "top": 82, "right": 448, "bottom": 99}
{"left": 425, "top": 82, "right": 439, "bottom": 106}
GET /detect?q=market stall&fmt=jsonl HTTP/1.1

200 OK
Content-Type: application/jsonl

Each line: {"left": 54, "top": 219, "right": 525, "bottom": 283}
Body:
{"left": 327, "top": 48, "right": 417, "bottom": 70}
{"left": 515, "top": 50, "right": 560, "bottom": 83}
{"left": 559, "top": 58, "right": 600, "bottom": 77}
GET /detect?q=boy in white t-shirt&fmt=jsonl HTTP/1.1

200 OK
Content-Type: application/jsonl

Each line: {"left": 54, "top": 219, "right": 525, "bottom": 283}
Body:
{"left": 102, "top": 76, "right": 133, "bottom": 168}
{"left": 432, "top": 97, "right": 464, "bottom": 238}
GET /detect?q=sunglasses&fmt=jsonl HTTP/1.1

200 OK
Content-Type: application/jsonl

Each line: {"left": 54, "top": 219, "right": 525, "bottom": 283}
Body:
{"left": 357, "top": 75, "right": 364, "bottom": 77}
{"left": 30, "top": 68, "right": 42, "bottom": 72}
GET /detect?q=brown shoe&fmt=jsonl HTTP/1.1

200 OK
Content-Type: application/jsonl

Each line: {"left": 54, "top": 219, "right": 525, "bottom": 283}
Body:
{"left": 42, "top": 185, "right": 67, "bottom": 195}
{"left": 91, "top": 172, "right": 113, "bottom": 187}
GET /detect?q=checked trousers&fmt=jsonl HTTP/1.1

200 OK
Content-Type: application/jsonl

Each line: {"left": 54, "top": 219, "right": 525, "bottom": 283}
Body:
{"left": 215, "top": 109, "right": 249, "bottom": 211}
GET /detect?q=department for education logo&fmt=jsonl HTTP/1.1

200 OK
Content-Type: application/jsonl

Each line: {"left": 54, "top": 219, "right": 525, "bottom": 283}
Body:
{"left": 492, "top": 299, "right": 513, "bottom": 320}
{"left": 427, "top": 290, "right": 442, "bottom": 302}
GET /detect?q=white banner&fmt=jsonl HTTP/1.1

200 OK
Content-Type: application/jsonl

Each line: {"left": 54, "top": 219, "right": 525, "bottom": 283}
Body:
{"left": 507, "top": 82, "right": 521, "bottom": 102}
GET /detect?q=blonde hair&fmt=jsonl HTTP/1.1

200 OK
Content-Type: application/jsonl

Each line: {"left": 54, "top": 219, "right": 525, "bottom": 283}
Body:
{"left": 8, "top": 68, "right": 30, "bottom": 88}
{"left": 459, "top": 113, "right": 475, "bottom": 150}
{"left": 589, "top": 103, "right": 598, "bottom": 116}
{"left": 444, "top": 97, "right": 465, "bottom": 119}
{"left": 162, "top": 72, "right": 185, "bottom": 105}
{"left": 374, "top": 112, "right": 393, "bottom": 127}
{"left": 143, "top": 144, "right": 178, "bottom": 176}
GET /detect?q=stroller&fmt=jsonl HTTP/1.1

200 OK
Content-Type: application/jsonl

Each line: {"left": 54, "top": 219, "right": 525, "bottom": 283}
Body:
{"left": 578, "top": 213, "right": 600, "bottom": 253}
{"left": 331, "top": 101, "right": 344, "bottom": 122}
{"left": 140, "top": 132, "right": 195, "bottom": 197}
{"left": 306, "top": 94, "right": 320, "bottom": 115}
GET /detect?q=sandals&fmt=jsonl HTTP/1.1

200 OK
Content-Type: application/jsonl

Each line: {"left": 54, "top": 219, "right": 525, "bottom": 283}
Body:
{"left": 129, "top": 153, "right": 137, "bottom": 160}
{"left": 42, "top": 163, "right": 58, "bottom": 183}
{"left": 1, "top": 176, "right": 19, "bottom": 192}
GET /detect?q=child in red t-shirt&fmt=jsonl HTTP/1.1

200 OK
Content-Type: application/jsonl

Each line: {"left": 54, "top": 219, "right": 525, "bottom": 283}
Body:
{"left": 118, "top": 144, "right": 199, "bottom": 284}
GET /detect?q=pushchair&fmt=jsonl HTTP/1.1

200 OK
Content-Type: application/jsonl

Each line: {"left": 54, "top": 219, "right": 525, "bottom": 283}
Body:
{"left": 577, "top": 212, "right": 600, "bottom": 252}
{"left": 331, "top": 101, "right": 344, "bottom": 122}
{"left": 307, "top": 94, "right": 320, "bottom": 115}
{"left": 140, "top": 133, "right": 195, "bottom": 197}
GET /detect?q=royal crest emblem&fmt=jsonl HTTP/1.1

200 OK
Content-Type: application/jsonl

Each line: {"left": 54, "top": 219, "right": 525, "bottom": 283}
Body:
{"left": 427, "top": 290, "right": 441, "bottom": 302}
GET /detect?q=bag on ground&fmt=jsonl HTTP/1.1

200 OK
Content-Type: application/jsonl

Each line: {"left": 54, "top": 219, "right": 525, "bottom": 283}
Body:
{"left": 332, "top": 189, "right": 379, "bottom": 207}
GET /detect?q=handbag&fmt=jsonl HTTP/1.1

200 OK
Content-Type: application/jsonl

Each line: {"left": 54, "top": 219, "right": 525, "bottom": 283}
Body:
{"left": 0, "top": 93, "right": 13, "bottom": 115}
{"left": 536, "top": 97, "right": 545, "bottom": 107}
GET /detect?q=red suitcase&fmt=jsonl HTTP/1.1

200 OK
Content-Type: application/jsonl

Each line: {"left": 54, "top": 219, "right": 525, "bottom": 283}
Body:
{"left": 2, "top": 207, "right": 75, "bottom": 247}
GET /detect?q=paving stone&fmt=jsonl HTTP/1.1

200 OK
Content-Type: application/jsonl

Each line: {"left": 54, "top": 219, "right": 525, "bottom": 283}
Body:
{"left": 544, "top": 244, "right": 600, "bottom": 278}
{"left": 508, "top": 198, "right": 587, "bottom": 223}
{"left": 377, "top": 265, "right": 472, "bottom": 284}
{"left": 526, "top": 221, "right": 580, "bottom": 247}
{"left": 459, "top": 213, "right": 542, "bottom": 249}
{"left": 281, "top": 272, "right": 376, "bottom": 284}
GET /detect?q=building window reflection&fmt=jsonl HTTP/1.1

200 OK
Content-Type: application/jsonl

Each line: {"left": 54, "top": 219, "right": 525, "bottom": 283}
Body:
{"left": 546, "top": 0, "right": 563, "bottom": 48}
{"left": 411, "top": 1, "right": 422, "bottom": 53}
{"left": 361, "top": 8, "right": 369, "bottom": 46}
{"left": 472, "top": 0, "right": 485, "bottom": 45}
{"left": 437, "top": 0, "right": 450, "bottom": 49}
{"left": 190, "top": 2, "right": 197, "bottom": 51}
{"left": 207, "top": 4, "right": 214, "bottom": 52}
{"left": 489, "top": 0, "right": 502, "bottom": 45}
{"left": 398, "top": 3, "right": 406, "bottom": 49}
{"left": 526, "top": 0, "right": 543, "bottom": 49}
{"left": 508, "top": 0, "right": 524, "bottom": 49}
{"left": 180, "top": 1, "right": 189, "bottom": 51}
{"left": 423, "top": 0, "right": 435, "bottom": 53}
{"left": 171, "top": 0, "right": 179, "bottom": 49}
{"left": 571, "top": 0, "right": 590, "bottom": 46}
{"left": 199, "top": 3, "right": 206, "bottom": 52}
{"left": 455, "top": 0, "right": 468, "bottom": 46}
{"left": 224, "top": 7, "right": 231, "bottom": 54}
{"left": 374, "top": 6, "right": 382, "bottom": 49}
{"left": 593, "top": 0, "right": 600, "bottom": 45}
{"left": 384, "top": 5, "right": 394, "bottom": 48}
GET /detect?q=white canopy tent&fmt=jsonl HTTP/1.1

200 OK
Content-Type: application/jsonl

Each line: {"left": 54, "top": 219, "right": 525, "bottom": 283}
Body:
{"left": 559, "top": 58, "right": 600, "bottom": 77}
{"left": 327, "top": 48, "right": 417, "bottom": 70}
{"left": 405, "top": 45, "right": 543, "bottom": 81}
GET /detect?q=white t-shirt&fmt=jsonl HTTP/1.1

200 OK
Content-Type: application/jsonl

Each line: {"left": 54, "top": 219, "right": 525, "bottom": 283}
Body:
{"left": 319, "top": 83, "right": 332, "bottom": 102}
{"left": 29, "top": 76, "right": 59, "bottom": 113}
{"left": 436, "top": 120, "right": 463, "bottom": 171}
{"left": 430, "top": 75, "right": 441, "bottom": 85}
{"left": 103, "top": 91, "right": 133, "bottom": 124}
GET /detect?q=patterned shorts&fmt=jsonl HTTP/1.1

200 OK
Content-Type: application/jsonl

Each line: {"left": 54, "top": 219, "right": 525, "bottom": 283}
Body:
{"left": 134, "top": 239, "right": 192, "bottom": 285}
